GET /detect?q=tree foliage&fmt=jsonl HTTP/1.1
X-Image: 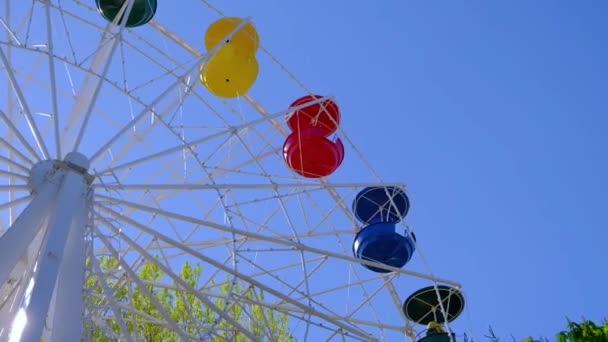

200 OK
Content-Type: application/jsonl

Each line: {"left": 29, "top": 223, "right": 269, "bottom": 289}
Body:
{"left": 521, "top": 319, "right": 608, "bottom": 342}
{"left": 84, "top": 256, "right": 293, "bottom": 341}
{"left": 554, "top": 319, "right": 608, "bottom": 342}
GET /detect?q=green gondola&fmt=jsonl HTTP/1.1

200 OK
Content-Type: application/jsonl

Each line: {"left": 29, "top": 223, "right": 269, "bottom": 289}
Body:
{"left": 403, "top": 285, "right": 466, "bottom": 341}
{"left": 96, "top": 0, "right": 157, "bottom": 28}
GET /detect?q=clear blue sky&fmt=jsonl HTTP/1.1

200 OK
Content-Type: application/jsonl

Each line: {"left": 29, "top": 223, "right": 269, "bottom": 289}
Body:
{"left": 207, "top": 1, "right": 608, "bottom": 339}
{"left": 5, "top": 1, "right": 606, "bottom": 340}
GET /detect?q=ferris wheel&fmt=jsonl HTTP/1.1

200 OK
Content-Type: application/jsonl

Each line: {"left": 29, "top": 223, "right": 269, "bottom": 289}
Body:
{"left": 0, "top": 1, "right": 467, "bottom": 341}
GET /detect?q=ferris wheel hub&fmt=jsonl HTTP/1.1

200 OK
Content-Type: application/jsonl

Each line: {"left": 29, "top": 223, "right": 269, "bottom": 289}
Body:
{"left": 28, "top": 160, "right": 56, "bottom": 193}
{"left": 28, "top": 153, "right": 93, "bottom": 193}
{"left": 64, "top": 151, "right": 90, "bottom": 173}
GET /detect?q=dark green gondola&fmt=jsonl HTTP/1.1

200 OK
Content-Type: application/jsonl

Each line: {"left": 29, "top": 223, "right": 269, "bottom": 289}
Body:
{"left": 96, "top": 0, "right": 157, "bottom": 28}
{"left": 403, "top": 285, "right": 465, "bottom": 342}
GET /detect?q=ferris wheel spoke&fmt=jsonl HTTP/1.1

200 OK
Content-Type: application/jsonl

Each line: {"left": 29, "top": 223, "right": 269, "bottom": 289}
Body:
{"left": 234, "top": 252, "right": 330, "bottom": 312}
{"left": 192, "top": 146, "right": 284, "bottom": 182}
{"left": 0, "top": 154, "right": 29, "bottom": 175}
{"left": 94, "top": 151, "right": 192, "bottom": 214}
{"left": 0, "top": 110, "right": 41, "bottom": 162}
{"left": 251, "top": 95, "right": 361, "bottom": 228}
{"left": 101, "top": 77, "right": 199, "bottom": 171}
{"left": 88, "top": 254, "right": 134, "bottom": 342}
{"left": 88, "top": 57, "right": 205, "bottom": 167}
{"left": 236, "top": 255, "right": 327, "bottom": 285}
{"left": 99, "top": 146, "right": 280, "bottom": 218}
{"left": 277, "top": 184, "right": 388, "bottom": 328}
{"left": 88, "top": 255, "right": 151, "bottom": 313}
{"left": 345, "top": 274, "right": 396, "bottom": 320}
{"left": 98, "top": 224, "right": 324, "bottom": 340}
{"left": 0, "top": 1, "right": 464, "bottom": 339}
{"left": 241, "top": 287, "right": 290, "bottom": 340}
{"left": 0, "top": 39, "right": 200, "bottom": 165}
{"left": 291, "top": 272, "right": 385, "bottom": 303}
{"left": 96, "top": 196, "right": 461, "bottom": 286}
{"left": 94, "top": 258, "right": 219, "bottom": 338}
{"left": 150, "top": 247, "right": 207, "bottom": 332}
{"left": 43, "top": 0, "right": 61, "bottom": 159}
{"left": 149, "top": 197, "right": 203, "bottom": 252}
{"left": 92, "top": 219, "right": 212, "bottom": 316}
{"left": 48, "top": 1, "right": 180, "bottom": 71}
{"left": 91, "top": 228, "right": 378, "bottom": 340}
{"left": 0, "top": 40, "right": 186, "bottom": 154}
{"left": 0, "top": 46, "right": 49, "bottom": 160}
{"left": 0, "top": 16, "right": 20, "bottom": 47}
{"left": 172, "top": 11, "right": 372, "bottom": 232}
{"left": 386, "top": 281, "right": 411, "bottom": 326}
{"left": 65, "top": 0, "right": 141, "bottom": 152}
{"left": 93, "top": 203, "right": 374, "bottom": 340}
{"left": 234, "top": 250, "right": 391, "bottom": 339}
{"left": 300, "top": 193, "right": 350, "bottom": 237}
{"left": 332, "top": 239, "right": 385, "bottom": 327}
{"left": 0, "top": 137, "right": 34, "bottom": 166}
{"left": 223, "top": 117, "right": 349, "bottom": 239}
{"left": 206, "top": 3, "right": 385, "bottom": 187}
{"left": 88, "top": 17, "right": 257, "bottom": 168}
{"left": 68, "top": 26, "right": 121, "bottom": 153}
{"left": 97, "top": 232, "right": 353, "bottom": 260}
{"left": 93, "top": 212, "right": 260, "bottom": 342}
{"left": 322, "top": 316, "right": 406, "bottom": 341}
{"left": 0, "top": 194, "right": 31, "bottom": 211}
{"left": 97, "top": 192, "right": 291, "bottom": 249}
{"left": 94, "top": 182, "right": 406, "bottom": 191}
{"left": 95, "top": 94, "right": 333, "bottom": 176}
{"left": 91, "top": 225, "right": 194, "bottom": 341}
{"left": 111, "top": 302, "right": 173, "bottom": 328}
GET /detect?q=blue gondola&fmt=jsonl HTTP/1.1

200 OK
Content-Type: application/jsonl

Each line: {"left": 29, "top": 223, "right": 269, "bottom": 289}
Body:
{"left": 351, "top": 186, "right": 415, "bottom": 273}
{"left": 352, "top": 186, "right": 409, "bottom": 224}
{"left": 353, "top": 223, "right": 416, "bottom": 273}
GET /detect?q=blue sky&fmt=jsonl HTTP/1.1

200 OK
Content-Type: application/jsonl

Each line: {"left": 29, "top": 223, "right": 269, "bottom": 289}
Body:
{"left": 212, "top": 1, "right": 608, "bottom": 339}
{"left": 3, "top": 0, "right": 607, "bottom": 340}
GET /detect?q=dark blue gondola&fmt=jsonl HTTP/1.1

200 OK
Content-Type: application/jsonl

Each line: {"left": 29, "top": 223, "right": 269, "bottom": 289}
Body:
{"left": 352, "top": 186, "right": 409, "bottom": 225}
{"left": 351, "top": 186, "right": 415, "bottom": 273}
{"left": 353, "top": 223, "right": 416, "bottom": 273}
{"left": 96, "top": 0, "right": 158, "bottom": 28}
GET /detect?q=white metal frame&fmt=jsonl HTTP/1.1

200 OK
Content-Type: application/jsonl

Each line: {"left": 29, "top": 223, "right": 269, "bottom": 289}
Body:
{"left": 0, "top": 1, "right": 464, "bottom": 341}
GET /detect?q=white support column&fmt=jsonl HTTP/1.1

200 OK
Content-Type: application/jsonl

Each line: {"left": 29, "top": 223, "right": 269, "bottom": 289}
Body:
{"left": 0, "top": 218, "right": 50, "bottom": 337}
{"left": 47, "top": 190, "right": 89, "bottom": 341}
{"left": 0, "top": 181, "right": 58, "bottom": 286}
{"left": 18, "top": 169, "right": 87, "bottom": 342}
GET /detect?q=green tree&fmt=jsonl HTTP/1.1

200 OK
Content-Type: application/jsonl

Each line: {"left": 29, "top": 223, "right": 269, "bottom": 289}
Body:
{"left": 520, "top": 319, "right": 608, "bottom": 342}
{"left": 554, "top": 319, "right": 608, "bottom": 342}
{"left": 84, "top": 256, "right": 293, "bottom": 341}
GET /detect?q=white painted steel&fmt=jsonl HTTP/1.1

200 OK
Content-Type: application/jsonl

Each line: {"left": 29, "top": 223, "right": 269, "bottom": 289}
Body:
{"left": 0, "top": 1, "right": 464, "bottom": 341}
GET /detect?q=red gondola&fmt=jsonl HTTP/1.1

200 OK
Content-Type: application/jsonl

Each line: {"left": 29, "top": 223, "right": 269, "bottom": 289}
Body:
{"left": 283, "top": 127, "right": 344, "bottom": 178}
{"left": 287, "top": 95, "right": 340, "bottom": 137}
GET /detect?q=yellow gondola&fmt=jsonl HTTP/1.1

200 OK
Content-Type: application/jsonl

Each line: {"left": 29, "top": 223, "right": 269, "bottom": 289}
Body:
{"left": 200, "top": 44, "right": 259, "bottom": 98}
{"left": 204, "top": 17, "right": 259, "bottom": 56}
